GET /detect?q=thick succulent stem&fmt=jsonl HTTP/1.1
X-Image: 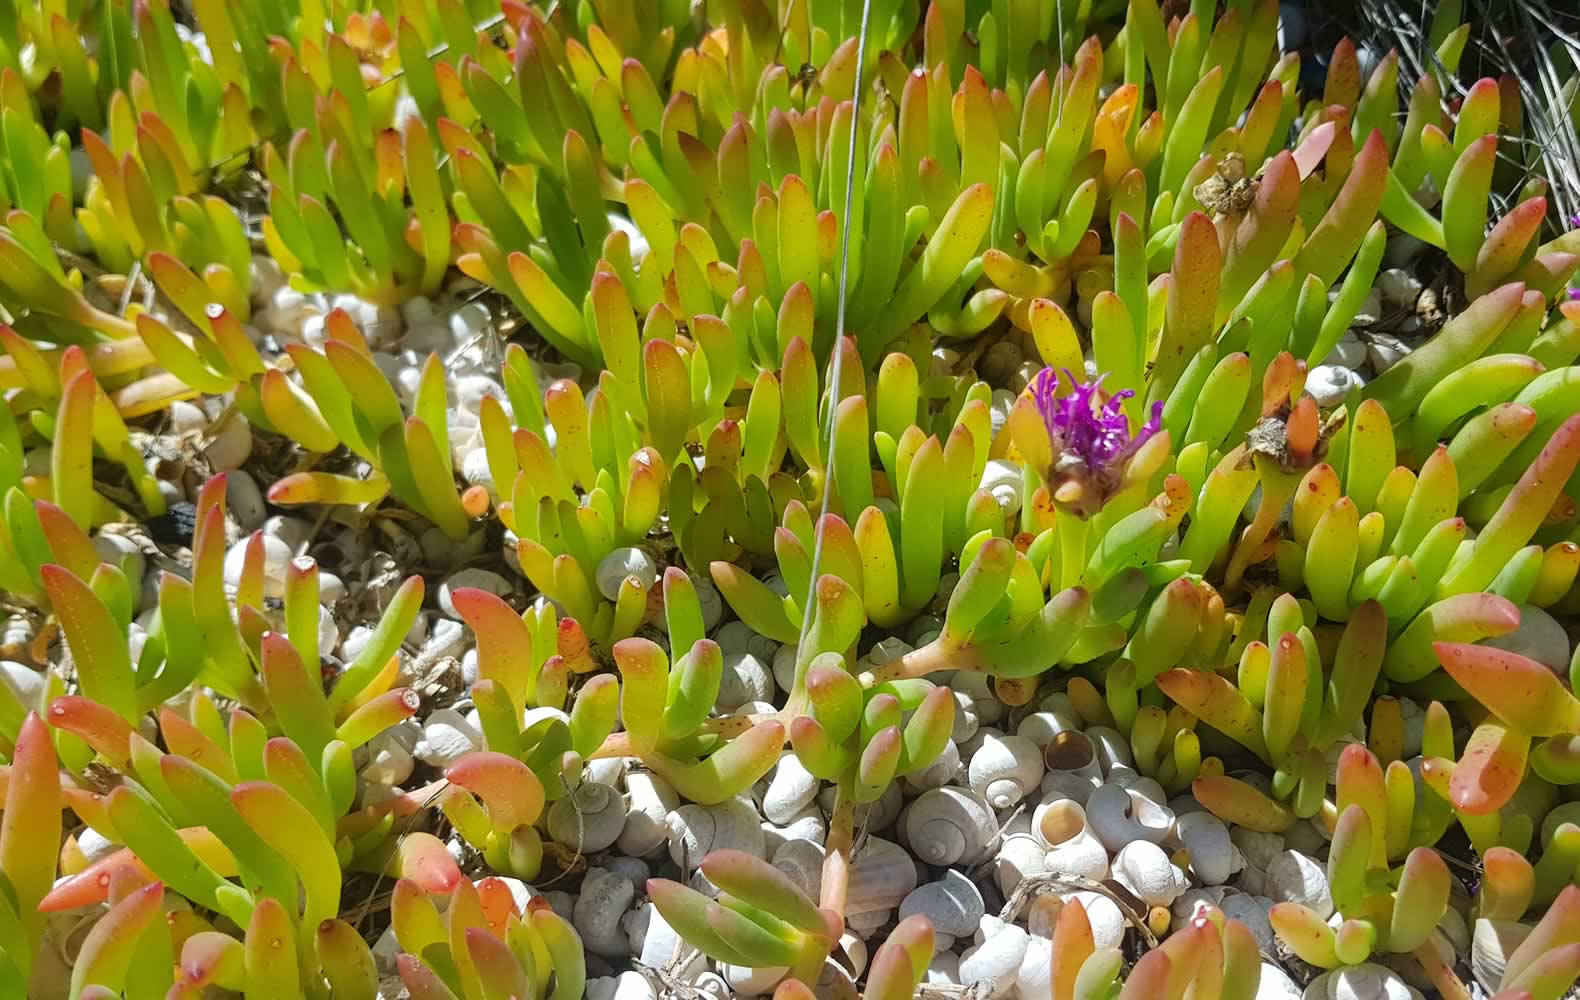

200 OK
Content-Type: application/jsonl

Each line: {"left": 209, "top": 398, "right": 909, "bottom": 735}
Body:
{"left": 1412, "top": 943, "right": 1472, "bottom": 1000}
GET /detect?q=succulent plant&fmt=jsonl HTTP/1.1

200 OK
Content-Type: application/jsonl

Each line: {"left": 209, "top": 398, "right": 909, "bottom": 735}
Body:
{"left": 3, "top": 0, "right": 1580, "bottom": 998}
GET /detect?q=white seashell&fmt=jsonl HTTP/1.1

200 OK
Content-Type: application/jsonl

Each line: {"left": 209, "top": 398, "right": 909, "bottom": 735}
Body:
{"left": 1376, "top": 268, "right": 1422, "bottom": 309}
{"left": 262, "top": 515, "right": 314, "bottom": 552}
{"left": 722, "top": 964, "right": 787, "bottom": 997}
{"left": 903, "top": 787, "right": 999, "bottom": 867}
{"left": 1016, "top": 934, "right": 1052, "bottom": 999}
{"left": 714, "top": 621, "right": 780, "bottom": 662}
{"left": 1039, "top": 730, "right": 1105, "bottom": 805}
{"left": 1176, "top": 811, "right": 1242, "bottom": 885}
{"left": 1112, "top": 841, "right": 1190, "bottom": 907}
{"left": 595, "top": 547, "right": 658, "bottom": 602}
{"left": 762, "top": 806, "right": 827, "bottom": 855}
{"left": 1232, "top": 828, "right": 1286, "bottom": 872}
{"left": 968, "top": 732, "right": 1045, "bottom": 808}
{"left": 771, "top": 644, "right": 798, "bottom": 694}
{"left": 1035, "top": 799, "right": 1110, "bottom": 882}
{"left": 903, "top": 739, "right": 960, "bottom": 792}
{"left": 1266, "top": 849, "right": 1333, "bottom": 919}
{"left": 925, "top": 950, "right": 962, "bottom": 986}
{"left": 628, "top": 903, "right": 703, "bottom": 975}
{"left": 75, "top": 827, "right": 119, "bottom": 866}
{"left": 996, "top": 833, "right": 1048, "bottom": 897}
{"left": 1306, "top": 364, "right": 1363, "bottom": 408}
{"left": 1351, "top": 288, "right": 1384, "bottom": 327}
{"left": 584, "top": 757, "right": 627, "bottom": 788}
{"left": 1017, "top": 710, "right": 1080, "bottom": 748}
{"left": 1484, "top": 604, "right": 1571, "bottom": 675}
{"left": 958, "top": 917, "right": 1029, "bottom": 998}
{"left": 1085, "top": 782, "right": 1174, "bottom": 852}
{"left": 951, "top": 673, "right": 1003, "bottom": 725}
{"left": 690, "top": 971, "right": 731, "bottom": 1000}
{"left": 1084, "top": 726, "right": 1134, "bottom": 774}
{"left": 319, "top": 572, "right": 346, "bottom": 605}
{"left": 588, "top": 971, "right": 658, "bottom": 1000}
{"left": 979, "top": 458, "right": 1024, "bottom": 519}
{"left": 951, "top": 690, "right": 982, "bottom": 743}
{"left": 168, "top": 400, "right": 208, "bottom": 435}
{"left": 203, "top": 415, "right": 252, "bottom": 472}
{"left": 979, "top": 342, "right": 1023, "bottom": 382}
{"left": 817, "top": 781, "right": 903, "bottom": 835}
{"left": 838, "top": 930, "right": 868, "bottom": 977}
{"left": 462, "top": 448, "right": 495, "bottom": 494}
{"left": 958, "top": 724, "right": 999, "bottom": 765}
{"left": 1259, "top": 961, "right": 1304, "bottom": 1000}
{"left": 1471, "top": 918, "right": 1530, "bottom": 994}
{"left": 1067, "top": 890, "right": 1126, "bottom": 950}
{"left": 716, "top": 652, "right": 774, "bottom": 712}
{"left": 1222, "top": 894, "right": 1277, "bottom": 954}
{"left": 438, "top": 568, "right": 512, "bottom": 618}
{"left": 899, "top": 870, "right": 984, "bottom": 937}
{"left": 694, "top": 576, "right": 725, "bottom": 632}
{"left": 907, "top": 613, "right": 944, "bottom": 647}
{"left": 224, "top": 469, "right": 268, "bottom": 531}
{"left": 846, "top": 908, "right": 889, "bottom": 936}
{"left": 772, "top": 840, "right": 826, "bottom": 901}
{"left": 863, "top": 636, "right": 913, "bottom": 667}
{"left": 932, "top": 345, "right": 962, "bottom": 375}
{"left": 1322, "top": 331, "right": 1368, "bottom": 370}
{"left": 607, "top": 213, "right": 649, "bottom": 261}
{"left": 758, "top": 753, "right": 820, "bottom": 825}
{"left": 1302, "top": 963, "right": 1424, "bottom": 1000}
{"left": 360, "top": 732, "right": 414, "bottom": 786}
{"left": 574, "top": 867, "right": 635, "bottom": 957}
{"left": 413, "top": 709, "right": 481, "bottom": 767}
{"left": 845, "top": 838, "right": 919, "bottom": 917}
{"left": 223, "top": 533, "right": 292, "bottom": 598}
{"left": 668, "top": 799, "right": 766, "bottom": 868}
{"left": 1438, "top": 906, "right": 1470, "bottom": 956}
{"left": 1174, "top": 886, "right": 1228, "bottom": 923}
{"left": 548, "top": 782, "right": 628, "bottom": 853}
{"left": 0, "top": 662, "right": 45, "bottom": 710}
{"left": 1367, "top": 333, "right": 1411, "bottom": 373}
{"left": 315, "top": 605, "right": 339, "bottom": 660}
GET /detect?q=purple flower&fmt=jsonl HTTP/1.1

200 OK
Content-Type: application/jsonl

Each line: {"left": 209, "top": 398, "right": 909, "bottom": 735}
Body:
{"left": 1030, "top": 367, "right": 1163, "bottom": 516}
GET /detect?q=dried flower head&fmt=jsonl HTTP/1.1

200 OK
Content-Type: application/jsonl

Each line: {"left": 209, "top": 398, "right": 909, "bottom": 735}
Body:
{"left": 1030, "top": 367, "right": 1163, "bottom": 517}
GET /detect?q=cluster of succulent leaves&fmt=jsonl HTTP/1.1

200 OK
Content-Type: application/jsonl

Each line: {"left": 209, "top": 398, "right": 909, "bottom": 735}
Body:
{"left": 3, "top": 0, "right": 1580, "bottom": 996}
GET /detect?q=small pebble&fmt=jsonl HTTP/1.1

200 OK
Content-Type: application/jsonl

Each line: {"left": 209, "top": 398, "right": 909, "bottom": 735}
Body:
{"left": 222, "top": 534, "right": 293, "bottom": 598}
{"left": 1376, "top": 268, "right": 1422, "bottom": 309}
{"left": 1350, "top": 288, "right": 1383, "bottom": 327}
{"left": 168, "top": 400, "right": 208, "bottom": 435}
{"left": 225, "top": 470, "right": 267, "bottom": 531}
{"left": 92, "top": 533, "right": 145, "bottom": 591}
{"left": 438, "top": 568, "right": 513, "bottom": 618}
{"left": 1483, "top": 605, "right": 1571, "bottom": 675}
{"left": 318, "top": 572, "right": 346, "bottom": 605}
{"left": 1366, "top": 333, "right": 1411, "bottom": 373}
{"left": 203, "top": 415, "right": 253, "bottom": 472}
{"left": 413, "top": 709, "right": 482, "bottom": 767}
{"left": 1322, "top": 331, "right": 1367, "bottom": 370}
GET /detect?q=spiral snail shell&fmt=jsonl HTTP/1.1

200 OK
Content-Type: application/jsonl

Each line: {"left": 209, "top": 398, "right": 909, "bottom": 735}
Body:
{"left": 902, "top": 787, "right": 999, "bottom": 867}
